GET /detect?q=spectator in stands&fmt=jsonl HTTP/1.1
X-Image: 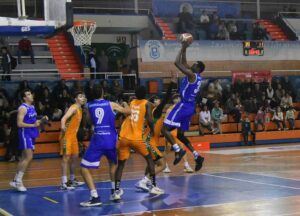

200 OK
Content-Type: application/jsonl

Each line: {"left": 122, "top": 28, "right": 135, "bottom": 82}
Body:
{"left": 38, "top": 88, "right": 53, "bottom": 117}
{"left": 84, "top": 79, "right": 95, "bottom": 102}
{"left": 280, "top": 92, "right": 293, "bottom": 111}
{"left": 211, "top": 11, "right": 220, "bottom": 23}
{"left": 208, "top": 20, "right": 219, "bottom": 40}
{"left": 199, "top": 10, "right": 210, "bottom": 32}
{"left": 217, "top": 21, "right": 230, "bottom": 40}
{"left": 275, "top": 84, "right": 284, "bottom": 102}
{"left": 0, "top": 37, "right": 8, "bottom": 48}
{"left": 199, "top": 104, "right": 214, "bottom": 135}
{"left": 269, "top": 96, "right": 279, "bottom": 111}
{"left": 51, "top": 103, "right": 63, "bottom": 121}
{"left": 6, "top": 109, "right": 19, "bottom": 162}
{"left": 296, "top": 89, "right": 300, "bottom": 102}
{"left": 15, "top": 80, "right": 31, "bottom": 101}
{"left": 211, "top": 101, "right": 224, "bottom": 134}
{"left": 57, "top": 89, "right": 72, "bottom": 111}
{"left": 241, "top": 114, "right": 256, "bottom": 145}
{"left": 260, "top": 78, "right": 269, "bottom": 92}
{"left": 233, "top": 79, "right": 243, "bottom": 94}
{"left": 88, "top": 48, "right": 98, "bottom": 79}
{"left": 34, "top": 81, "right": 50, "bottom": 102}
{"left": 52, "top": 79, "right": 70, "bottom": 101}
{"left": 286, "top": 106, "right": 296, "bottom": 130}
{"left": 281, "top": 76, "right": 293, "bottom": 95}
{"left": 1, "top": 47, "right": 12, "bottom": 81}
{"left": 101, "top": 80, "right": 112, "bottom": 99}
{"left": 227, "top": 21, "right": 238, "bottom": 40}
{"left": 71, "top": 81, "right": 83, "bottom": 95}
{"left": 98, "top": 50, "right": 109, "bottom": 72}
{"left": 266, "top": 83, "right": 274, "bottom": 100}
{"left": 222, "top": 84, "right": 232, "bottom": 105}
{"left": 254, "top": 106, "right": 266, "bottom": 131}
{"left": 178, "top": 5, "right": 195, "bottom": 36}
{"left": 252, "top": 22, "right": 268, "bottom": 40}
{"left": 17, "top": 36, "right": 35, "bottom": 64}
{"left": 242, "top": 87, "right": 253, "bottom": 101}
{"left": 272, "top": 106, "right": 286, "bottom": 130}
{"left": 111, "top": 80, "right": 124, "bottom": 101}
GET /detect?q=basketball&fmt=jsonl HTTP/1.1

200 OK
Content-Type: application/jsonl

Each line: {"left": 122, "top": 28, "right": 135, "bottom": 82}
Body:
{"left": 179, "top": 33, "right": 193, "bottom": 44}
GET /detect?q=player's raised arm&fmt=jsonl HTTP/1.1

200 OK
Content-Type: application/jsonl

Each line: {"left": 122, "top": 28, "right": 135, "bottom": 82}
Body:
{"left": 174, "top": 42, "right": 195, "bottom": 83}
{"left": 110, "top": 101, "right": 131, "bottom": 115}
{"left": 17, "top": 106, "right": 40, "bottom": 128}
{"left": 61, "top": 106, "right": 77, "bottom": 131}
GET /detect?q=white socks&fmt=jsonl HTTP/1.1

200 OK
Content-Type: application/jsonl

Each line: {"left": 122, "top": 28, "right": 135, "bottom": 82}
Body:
{"left": 173, "top": 144, "right": 181, "bottom": 152}
{"left": 192, "top": 151, "right": 199, "bottom": 159}
{"left": 14, "top": 171, "right": 24, "bottom": 182}
{"left": 62, "top": 176, "right": 68, "bottom": 184}
{"left": 90, "top": 189, "right": 98, "bottom": 198}
{"left": 70, "top": 174, "right": 75, "bottom": 181}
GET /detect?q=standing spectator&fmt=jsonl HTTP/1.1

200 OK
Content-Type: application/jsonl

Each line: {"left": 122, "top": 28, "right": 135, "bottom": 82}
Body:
{"left": 211, "top": 102, "right": 224, "bottom": 134}
{"left": 1, "top": 47, "right": 12, "bottom": 81}
{"left": 17, "top": 36, "right": 35, "bottom": 64}
{"left": 199, "top": 104, "right": 214, "bottom": 135}
{"left": 272, "top": 106, "right": 286, "bottom": 130}
{"left": 254, "top": 106, "right": 266, "bottom": 131}
{"left": 252, "top": 22, "right": 268, "bottom": 40}
{"left": 266, "top": 84, "right": 274, "bottom": 100}
{"left": 88, "top": 48, "right": 98, "bottom": 79}
{"left": 6, "top": 109, "right": 19, "bottom": 162}
{"left": 241, "top": 114, "right": 256, "bottom": 145}
{"left": 285, "top": 106, "right": 296, "bottom": 130}
{"left": 178, "top": 6, "right": 195, "bottom": 35}
{"left": 199, "top": 10, "right": 210, "bottom": 32}
{"left": 84, "top": 79, "right": 95, "bottom": 102}
{"left": 98, "top": 50, "right": 109, "bottom": 72}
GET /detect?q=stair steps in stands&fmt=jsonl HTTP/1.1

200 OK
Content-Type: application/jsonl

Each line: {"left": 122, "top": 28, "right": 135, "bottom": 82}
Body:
{"left": 155, "top": 17, "right": 177, "bottom": 40}
{"left": 257, "top": 19, "right": 289, "bottom": 41}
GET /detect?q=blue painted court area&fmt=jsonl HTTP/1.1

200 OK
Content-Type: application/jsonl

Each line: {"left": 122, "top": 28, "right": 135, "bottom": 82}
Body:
{"left": 1, "top": 172, "right": 300, "bottom": 216}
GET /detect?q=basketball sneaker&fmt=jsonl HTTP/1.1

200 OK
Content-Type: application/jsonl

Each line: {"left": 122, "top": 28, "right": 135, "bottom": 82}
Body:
{"left": 135, "top": 178, "right": 150, "bottom": 192}
{"left": 184, "top": 165, "right": 194, "bottom": 173}
{"left": 195, "top": 156, "right": 205, "bottom": 172}
{"left": 163, "top": 167, "right": 171, "bottom": 173}
{"left": 173, "top": 149, "right": 186, "bottom": 165}
{"left": 70, "top": 179, "right": 84, "bottom": 187}
{"left": 110, "top": 188, "right": 123, "bottom": 201}
{"left": 149, "top": 185, "right": 164, "bottom": 195}
{"left": 10, "top": 180, "right": 27, "bottom": 192}
{"left": 80, "top": 196, "right": 102, "bottom": 207}
{"left": 61, "top": 182, "right": 75, "bottom": 190}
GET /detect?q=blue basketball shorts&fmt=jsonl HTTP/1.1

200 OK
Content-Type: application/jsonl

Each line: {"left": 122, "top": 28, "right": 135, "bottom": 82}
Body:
{"left": 18, "top": 129, "right": 35, "bottom": 150}
{"left": 164, "top": 102, "right": 195, "bottom": 131}
{"left": 80, "top": 133, "right": 117, "bottom": 169}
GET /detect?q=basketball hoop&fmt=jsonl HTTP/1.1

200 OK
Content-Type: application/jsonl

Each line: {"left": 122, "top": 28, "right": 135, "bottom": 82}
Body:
{"left": 69, "top": 20, "right": 96, "bottom": 46}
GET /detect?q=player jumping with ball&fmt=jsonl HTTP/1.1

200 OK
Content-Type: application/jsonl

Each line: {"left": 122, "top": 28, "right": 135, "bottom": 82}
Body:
{"left": 162, "top": 35, "right": 205, "bottom": 172}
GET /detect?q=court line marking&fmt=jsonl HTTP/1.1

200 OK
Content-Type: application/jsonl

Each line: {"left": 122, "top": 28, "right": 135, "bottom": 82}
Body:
{"left": 43, "top": 196, "right": 59, "bottom": 204}
{"left": 0, "top": 208, "right": 13, "bottom": 216}
{"left": 203, "top": 173, "right": 300, "bottom": 190}
{"left": 248, "top": 172, "right": 300, "bottom": 182}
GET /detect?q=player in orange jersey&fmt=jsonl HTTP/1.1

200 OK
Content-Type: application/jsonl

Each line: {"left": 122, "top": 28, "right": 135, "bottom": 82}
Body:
{"left": 60, "top": 91, "right": 86, "bottom": 190}
{"left": 112, "top": 86, "right": 164, "bottom": 201}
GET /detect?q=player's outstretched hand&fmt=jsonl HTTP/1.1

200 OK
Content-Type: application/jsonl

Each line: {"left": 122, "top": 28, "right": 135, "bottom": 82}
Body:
{"left": 34, "top": 120, "right": 41, "bottom": 127}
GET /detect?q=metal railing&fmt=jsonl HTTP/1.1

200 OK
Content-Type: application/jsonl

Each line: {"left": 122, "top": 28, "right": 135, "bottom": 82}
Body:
{"left": 73, "top": 7, "right": 150, "bottom": 15}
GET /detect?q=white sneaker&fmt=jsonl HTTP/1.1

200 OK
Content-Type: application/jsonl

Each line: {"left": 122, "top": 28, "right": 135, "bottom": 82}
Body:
{"left": 149, "top": 185, "right": 164, "bottom": 195}
{"left": 135, "top": 179, "right": 150, "bottom": 192}
{"left": 110, "top": 189, "right": 123, "bottom": 201}
{"left": 60, "top": 182, "right": 75, "bottom": 190}
{"left": 163, "top": 167, "right": 171, "bottom": 173}
{"left": 70, "top": 179, "right": 85, "bottom": 187}
{"left": 184, "top": 165, "right": 194, "bottom": 173}
{"left": 10, "top": 180, "right": 27, "bottom": 192}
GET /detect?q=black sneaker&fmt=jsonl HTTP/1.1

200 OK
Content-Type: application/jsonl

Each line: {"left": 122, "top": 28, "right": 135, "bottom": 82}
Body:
{"left": 80, "top": 197, "right": 102, "bottom": 207}
{"left": 195, "top": 156, "right": 205, "bottom": 172}
{"left": 173, "top": 149, "right": 186, "bottom": 165}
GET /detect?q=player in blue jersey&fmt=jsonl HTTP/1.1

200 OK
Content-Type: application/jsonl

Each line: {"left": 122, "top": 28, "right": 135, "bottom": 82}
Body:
{"left": 9, "top": 89, "right": 45, "bottom": 192}
{"left": 80, "top": 85, "right": 131, "bottom": 207}
{"left": 163, "top": 40, "right": 205, "bottom": 172}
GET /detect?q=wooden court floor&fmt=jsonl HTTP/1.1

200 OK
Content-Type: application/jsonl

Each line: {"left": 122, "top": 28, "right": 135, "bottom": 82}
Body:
{"left": 1, "top": 143, "right": 300, "bottom": 216}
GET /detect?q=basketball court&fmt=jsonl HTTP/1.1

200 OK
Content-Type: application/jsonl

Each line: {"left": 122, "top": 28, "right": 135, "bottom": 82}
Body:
{"left": 1, "top": 1, "right": 300, "bottom": 216}
{"left": 1, "top": 144, "right": 300, "bottom": 215}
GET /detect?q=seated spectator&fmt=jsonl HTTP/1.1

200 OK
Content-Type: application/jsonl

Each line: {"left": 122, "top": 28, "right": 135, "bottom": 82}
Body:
{"left": 260, "top": 78, "right": 270, "bottom": 92}
{"left": 57, "top": 89, "right": 72, "bottom": 111}
{"left": 227, "top": 21, "right": 238, "bottom": 40}
{"left": 222, "top": 84, "right": 232, "bottom": 104}
{"left": 52, "top": 79, "right": 70, "bottom": 101}
{"left": 34, "top": 81, "right": 50, "bottom": 102}
{"left": 275, "top": 84, "right": 284, "bottom": 102}
{"left": 285, "top": 106, "right": 296, "bottom": 130}
{"left": 17, "top": 36, "right": 34, "bottom": 64}
{"left": 199, "top": 10, "right": 210, "bottom": 32}
{"left": 241, "top": 114, "right": 256, "bottom": 145}
{"left": 272, "top": 106, "right": 286, "bottom": 130}
{"left": 52, "top": 106, "right": 63, "bottom": 121}
{"left": 209, "top": 20, "right": 219, "bottom": 39}
{"left": 101, "top": 80, "right": 112, "bottom": 99}
{"left": 211, "top": 101, "right": 224, "bottom": 134}
{"left": 84, "top": 79, "right": 95, "bottom": 102}
{"left": 1, "top": 46, "right": 12, "bottom": 81}
{"left": 199, "top": 104, "right": 214, "bottom": 135}
{"left": 281, "top": 76, "right": 292, "bottom": 94}
{"left": 211, "top": 11, "right": 220, "bottom": 23}
{"left": 280, "top": 92, "right": 293, "bottom": 111}
{"left": 178, "top": 6, "right": 195, "bottom": 35}
{"left": 254, "top": 106, "right": 266, "bottom": 131}
{"left": 217, "top": 21, "right": 230, "bottom": 40}
{"left": 242, "top": 87, "right": 253, "bottom": 101}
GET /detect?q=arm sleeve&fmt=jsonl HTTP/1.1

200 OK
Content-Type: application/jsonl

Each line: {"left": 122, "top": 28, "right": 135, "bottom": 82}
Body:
{"left": 153, "top": 82, "right": 175, "bottom": 119}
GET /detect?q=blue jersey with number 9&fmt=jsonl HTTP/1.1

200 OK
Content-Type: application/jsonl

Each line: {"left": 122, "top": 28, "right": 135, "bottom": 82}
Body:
{"left": 179, "top": 73, "right": 202, "bottom": 103}
{"left": 87, "top": 99, "right": 117, "bottom": 135}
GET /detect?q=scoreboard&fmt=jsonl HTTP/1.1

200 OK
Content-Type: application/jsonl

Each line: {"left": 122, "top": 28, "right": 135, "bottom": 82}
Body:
{"left": 243, "top": 41, "right": 264, "bottom": 56}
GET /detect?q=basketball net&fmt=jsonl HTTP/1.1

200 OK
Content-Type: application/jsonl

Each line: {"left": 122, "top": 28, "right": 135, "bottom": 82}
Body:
{"left": 68, "top": 20, "right": 96, "bottom": 63}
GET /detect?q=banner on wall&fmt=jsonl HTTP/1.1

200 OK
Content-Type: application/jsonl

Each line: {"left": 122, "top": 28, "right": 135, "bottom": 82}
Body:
{"left": 232, "top": 71, "right": 272, "bottom": 83}
{"left": 152, "top": 0, "right": 241, "bottom": 18}
{"left": 139, "top": 40, "right": 300, "bottom": 62}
